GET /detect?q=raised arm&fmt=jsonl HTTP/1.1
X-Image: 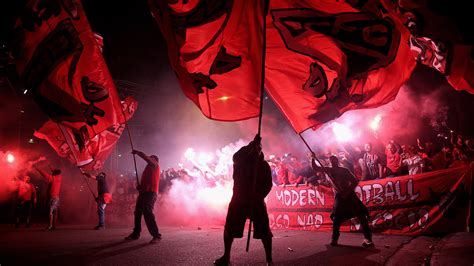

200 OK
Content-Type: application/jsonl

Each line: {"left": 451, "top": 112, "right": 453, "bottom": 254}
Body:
{"left": 132, "top": 150, "right": 158, "bottom": 166}
{"left": 34, "top": 167, "right": 50, "bottom": 181}
{"left": 82, "top": 172, "right": 96, "bottom": 180}
{"left": 310, "top": 154, "right": 323, "bottom": 172}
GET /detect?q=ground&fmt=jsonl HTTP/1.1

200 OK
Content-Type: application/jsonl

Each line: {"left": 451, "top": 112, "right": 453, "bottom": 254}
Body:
{"left": 0, "top": 224, "right": 472, "bottom": 265}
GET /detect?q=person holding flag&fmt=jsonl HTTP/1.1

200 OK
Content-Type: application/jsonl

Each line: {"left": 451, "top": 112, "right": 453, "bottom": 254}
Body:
{"left": 35, "top": 166, "right": 62, "bottom": 232}
{"left": 214, "top": 135, "right": 273, "bottom": 265}
{"left": 311, "top": 154, "right": 374, "bottom": 248}
{"left": 125, "top": 150, "right": 162, "bottom": 244}
{"left": 82, "top": 172, "right": 112, "bottom": 230}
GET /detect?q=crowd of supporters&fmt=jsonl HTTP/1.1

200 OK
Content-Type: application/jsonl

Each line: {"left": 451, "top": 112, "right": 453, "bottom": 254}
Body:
{"left": 270, "top": 132, "right": 474, "bottom": 186}
{"left": 112, "top": 132, "right": 474, "bottom": 193}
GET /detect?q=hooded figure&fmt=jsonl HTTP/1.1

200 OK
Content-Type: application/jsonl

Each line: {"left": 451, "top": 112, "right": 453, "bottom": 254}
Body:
{"left": 214, "top": 135, "right": 273, "bottom": 265}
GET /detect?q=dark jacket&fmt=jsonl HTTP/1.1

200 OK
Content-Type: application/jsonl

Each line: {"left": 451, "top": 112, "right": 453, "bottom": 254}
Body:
{"left": 232, "top": 143, "right": 272, "bottom": 201}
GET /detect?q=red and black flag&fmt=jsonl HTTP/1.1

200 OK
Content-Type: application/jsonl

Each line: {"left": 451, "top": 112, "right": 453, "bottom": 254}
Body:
{"left": 349, "top": 0, "right": 474, "bottom": 94}
{"left": 12, "top": 0, "right": 125, "bottom": 138}
{"left": 34, "top": 96, "right": 138, "bottom": 170}
{"left": 149, "top": 0, "right": 264, "bottom": 121}
{"left": 264, "top": 0, "right": 415, "bottom": 133}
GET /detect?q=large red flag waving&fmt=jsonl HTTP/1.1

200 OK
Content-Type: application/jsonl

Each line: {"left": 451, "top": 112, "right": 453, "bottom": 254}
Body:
{"left": 264, "top": 0, "right": 416, "bottom": 133}
{"left": 149, "top": 0, "right": 264, "bottom": 121}
{"left": 351, "top": 0, "right": 474, "bottom": 94}
{"left": 12, "top": 0, "right": 125, "bottom": 138}
{"left": 34, "top": 97, "right": 138, "bottom": 170}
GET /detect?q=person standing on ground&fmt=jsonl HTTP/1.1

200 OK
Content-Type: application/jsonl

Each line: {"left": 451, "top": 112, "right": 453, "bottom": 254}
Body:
{"left": 311, "top": 154, "right": 374, "bottom": 248}
{"left": 15, "top": 175, "right": 37, "bottom": 228}
{"left": 35, "top": 166, "right": 62, "bottom": 231}
{"left": 125, "top": 150, "right": 162, "bottom": 244}
{"left": 214, "top": 135, "right": 273, "bottom": 265}
{"left": 83, "top": 172, "right": 112, "bottom": 230}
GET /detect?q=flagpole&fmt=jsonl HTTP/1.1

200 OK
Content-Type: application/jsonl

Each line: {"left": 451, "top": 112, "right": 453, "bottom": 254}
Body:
{"left": 56, "top": 123, "right": 97, "bottom": 200}
{"left": 124, "top": 122, "right": 140, "bottom": 188}
{"left": 246, "top": 0, "right": 268, "bottom": 252}
{"left": 298, "top": 133, "right": 341, "bottom": 193}
{"left": 81, "top": 172, "right": 98, "bottom": 200}
{"left": 120, "top": 105, "right": 140, "bottom": 188}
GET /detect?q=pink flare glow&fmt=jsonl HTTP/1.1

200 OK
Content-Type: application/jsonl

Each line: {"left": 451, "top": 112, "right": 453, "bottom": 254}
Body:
{"left": 370, "top": 114, "right": 382, "bottom": 131}
{"left": 332, "top": 122, "right": 353, "bottom": 142}
{"left": 6, "top": 153, "right": 14, "bottom": 163}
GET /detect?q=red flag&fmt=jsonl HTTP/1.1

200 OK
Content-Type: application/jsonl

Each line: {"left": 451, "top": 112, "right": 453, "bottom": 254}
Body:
{"left": 446, "top": 45, "right": 474, "bottom": 94}
{"left": 264, "top": 0, "right": 416, "bottom": 133}
{"left": 34, "top": 97, "right": 138, "bottom": 170}
{"left": 359, "top": 0, "right": 474, "bottom": 93}
{"left": 13, "top": 0, "right": 125, "bottom": 137}
{"left": 149, "top": 0, "right": 264, "bottom": 121}
{"left": 82, "top": 96, "right": 138, "bottom": 171}
{"left": 408, "top": 37, "right": 474, "bottom": 93}
{"left": 33, "top": 121, "right": 94, "bottom": 167}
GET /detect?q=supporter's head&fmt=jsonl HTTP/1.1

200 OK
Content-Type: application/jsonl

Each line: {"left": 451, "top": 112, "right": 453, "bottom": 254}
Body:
{"left": 23, "top": 175, "right": 30, "bottom": 183}
{"left": 386, "top": 143, "right": 396, "bottom": 154}
{"left": 364, "top": 143, "right": 372, "bottom": 152}
{"left": 401, "top": 144, "right": 409, "bottom": 154}
{"left": 150, "top": 155, "right": 159, "bottom": 163}
{"left": 329, "top": 155, "right": 339, "bottom": 168}
{"left": 408, "top": 145, "right": 417, "bottom": 155}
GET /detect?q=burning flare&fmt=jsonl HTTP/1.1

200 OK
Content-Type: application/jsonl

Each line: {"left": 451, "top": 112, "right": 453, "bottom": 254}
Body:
{"left": 370, "top": 114, "right": 382, "bottom": 131}
{"left": 6, "top": 153, "right": 14, "bottom": 164}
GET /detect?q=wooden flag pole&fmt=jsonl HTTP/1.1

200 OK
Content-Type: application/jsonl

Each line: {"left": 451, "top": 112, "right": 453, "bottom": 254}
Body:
{"left": 298, "top": 133, "right": 341, "bottom": 193}
{"left": 246, "top": 0, "right": 268, "bottom": 252}
{"left": 56, "top": 123, "right": 97, "bottom": 200}
{"left": 120, "top": 104, "right": 140, "bottom": 189}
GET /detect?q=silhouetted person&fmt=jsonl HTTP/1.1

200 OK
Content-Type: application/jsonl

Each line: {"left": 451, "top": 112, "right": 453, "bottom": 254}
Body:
{"left": 125, "top": 150, "right": 162, "bottom": 244}
{"left": 214, "top": 135, "right": 273, "bottom": 265}
{"left": 83, "top": 172, "right": 111, "bottom": 230}
{"left": 35, "top": 166, "right": 62, "bottom": 231}
{"left": 311, "top": 154, "right": 374, "bottom": 248}
{"left": 14, "top": 175, "right": 36, "bottom": 228}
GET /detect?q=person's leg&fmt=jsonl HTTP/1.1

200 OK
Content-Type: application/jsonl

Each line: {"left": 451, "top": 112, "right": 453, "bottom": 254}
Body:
{"left": 214, "top": 230, "right": 234, "bottom": 265}
{"left": 215, "top": 200, "right": 244, "bottom": 265}
{"left": 331, "top": 217, "right": 341, "bottom": 245}
{"left": 96, "top": 202, "right": 106, "bottom": 228}
{"left": 143, "top": 192, "right": 160, "bottom": 238}
{"left": 48, "top": 213, "right": 54, "bottom": 228}
{"left": 25, "top": 201, "right": 32, "bottom": 227}
{"left": 132, "top": 194, "right": 144, "bottom": 236}
{"left": 223, "top": 230, "right": 234, "bottom": 259}
{"left": 52, "top": 199, "right": 59, "bottom": 229}
{"left": 254, "top": 203, "right": 273, "bottom": 263}
{"left": 52, "top": 209, "right": 58, "bottom": 228}
{"left": 48, "top": 200, "right": 54, "bottom": 229}
{"left": 14, "top": 202, "right": 21, "bottom": 228}
{"left": 358, "top": 214, "right": 373, "bottom": 246}
{"left": 261, "top": 236, "right": 272, "bottom": 263}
